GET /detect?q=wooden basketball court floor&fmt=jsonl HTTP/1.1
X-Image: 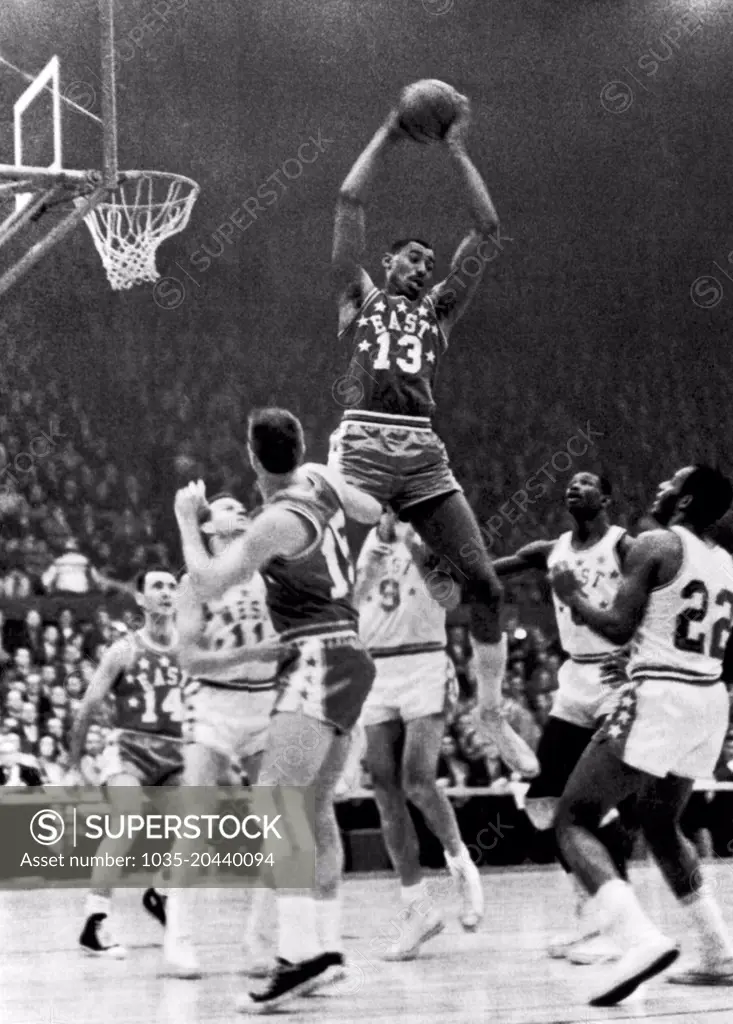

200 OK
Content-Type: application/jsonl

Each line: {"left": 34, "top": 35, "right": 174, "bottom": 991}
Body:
{"left": 2, "top": 862, "right": 732, "bottom": 1024}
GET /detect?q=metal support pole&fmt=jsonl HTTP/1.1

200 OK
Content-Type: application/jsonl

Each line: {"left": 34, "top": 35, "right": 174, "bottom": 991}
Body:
{"left": 99, "top": 0, "right": 119, "bottom": 188}
{"left": 0, "top": 188, "right": 107, "bottom": 298}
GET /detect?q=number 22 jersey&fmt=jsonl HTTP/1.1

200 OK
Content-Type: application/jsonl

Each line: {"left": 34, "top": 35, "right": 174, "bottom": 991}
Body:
{"left": 628, "top": 525, "right": 733, "bottom": 684}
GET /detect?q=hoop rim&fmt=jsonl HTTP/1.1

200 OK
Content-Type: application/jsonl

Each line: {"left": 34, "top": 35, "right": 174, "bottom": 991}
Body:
{"left": 88, "top": 169, "right": 200, "bottom": 211}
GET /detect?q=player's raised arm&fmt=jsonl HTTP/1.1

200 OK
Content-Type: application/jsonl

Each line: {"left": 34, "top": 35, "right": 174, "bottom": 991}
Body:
{"left": 550, "top": 532, "right": 670, "bottom": 645}
{"left": 430, "top": 96, "right": 500, "bottom": 333}
{"left": 69, "top": 640, "right": 128, "bottom": 770}
{"left": 333, "top": 110, "right": 404, "bottom": 323}
{"left": 492, "top": 540, "right": 555, "bottom": 578}
{"left": 175, "top": 483, "right": 312, "bottom": 602}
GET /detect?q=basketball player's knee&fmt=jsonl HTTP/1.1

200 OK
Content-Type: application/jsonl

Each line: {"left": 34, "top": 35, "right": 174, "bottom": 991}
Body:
{"left": 556, "top": 791, "right": 598, "bottom": 833}
{"left": 640, "top": 813, "right": 679, "bottom": 854}
{"left": 401, "top": 764, "right": 437, "bottom": 808}
{"left": 368, "top": 761, "right": 401, "bottom": 793}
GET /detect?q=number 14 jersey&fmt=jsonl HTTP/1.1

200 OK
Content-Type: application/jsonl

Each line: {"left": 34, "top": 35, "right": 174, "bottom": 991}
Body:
{"left": 629, "top": 525, "right": 733, "bottom": 684}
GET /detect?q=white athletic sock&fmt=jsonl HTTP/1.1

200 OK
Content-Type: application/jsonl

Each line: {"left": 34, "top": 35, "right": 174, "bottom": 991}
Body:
{"left": 400, "top": 879, "right": 428, "bottom": 906}
{"left": 445, "top": 844, "right": 473, "bottom": 872}
{"left": 595, "top": 879, "right": 660, "bottom": 947}
{"left": 681, "top": 889, "right": 733, "bottom": 962}
{"left": 277, "top": 895, "right": 321, "bottom": 963}
{"left": 246, "top": 887, "right": 275, "bottom": 945}
{"left": 165, "top": 887, "right": 194, "bottom": 942}
{"left": 473, "top": 635, "right": 507, "bottom": 712}
{"left": 316, "top": 895, "right": 343, "bottom": 953}
{"left": 86, "top": 893, "right": 111, "bottom": 918}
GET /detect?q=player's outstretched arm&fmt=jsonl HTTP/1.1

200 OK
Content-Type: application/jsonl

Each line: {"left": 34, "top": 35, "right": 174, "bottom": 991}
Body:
{"left": 550, "top": 532, "right": 669, "bottom": 644}
{"left": 492, "top": 540, "right": 554, "bottom": 578}
{"left": 68, "top": 640, "right": 128, "bottom": 771}
{"left": 333, "top": 110, "right": 404, "bottom": 323}
{"left": 430, "top": 96, "right": 500, "bottom": 333}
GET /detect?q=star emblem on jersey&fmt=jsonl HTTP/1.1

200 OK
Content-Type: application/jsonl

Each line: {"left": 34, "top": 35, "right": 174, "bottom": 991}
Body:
{"left": 305, "top": 656, "right": 318, "bottom": 668}
{"left": 599, "top": 601, "right": 608, "bottom": 609}
{"left": 138, "top": 658, "right": 149, "bottom": 670}
{"left": 374, "top": 300, "right": 386, "bottom": 312}
{"left": 128, "top": 698, "right": 139, "bottom": 708}
{"left": 357, "top": 316, "right": 368, "bottom": 327}
{"left": 396, "top": 300, "right": 408, "bottom": 313}
{"left": 426, "top": 351, "right": 435, "bottom": 363}
{"left": 159, "top": 656, "right": 170, "bottom": 668}
{"left": 417, "top": 304, "right": 428, "bottom": 316}
{"left": 358, "top": 340, "right": 371, "bottom": 351}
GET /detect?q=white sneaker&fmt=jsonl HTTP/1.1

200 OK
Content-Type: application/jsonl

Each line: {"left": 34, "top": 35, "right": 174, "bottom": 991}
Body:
{"left": 567, "top": 934, "right": 621, "bottom": 965}
{"left": 589, "top": 933, "right": 679, "bottom": 1006}
{"left": 547, "top": 893, "right": 599, "bottom": 959}
{"left": 163, "top": 937, "right": 201, "bottom": 979}
{"left": 667, "top": 955, "right": 733, "bottom": 985}
{"left": 382, "top": 905, "right": 445, "bottom": 961}
{"left": 479, "top": 709, "right": 539, "bottom": 778}
{"left": 79, "top": 913, "right": 127, "bottom": 959}
{"left": 449, "top": 857, "right": 484, "bottom": 931}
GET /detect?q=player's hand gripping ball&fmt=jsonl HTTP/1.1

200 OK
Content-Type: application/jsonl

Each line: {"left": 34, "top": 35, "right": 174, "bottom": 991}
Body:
{"left": 397, "top": 79, "right": 464, "bottom": 143}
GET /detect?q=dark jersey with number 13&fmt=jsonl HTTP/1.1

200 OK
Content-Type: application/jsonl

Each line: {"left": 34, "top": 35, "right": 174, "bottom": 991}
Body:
{"left": 262, "top": 463, "right": 357, "bottom": 642}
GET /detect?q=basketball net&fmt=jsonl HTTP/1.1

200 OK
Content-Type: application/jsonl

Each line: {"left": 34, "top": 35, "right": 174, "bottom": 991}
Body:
{"left": 75, "top": 171, "right": 199, "bottom": 290}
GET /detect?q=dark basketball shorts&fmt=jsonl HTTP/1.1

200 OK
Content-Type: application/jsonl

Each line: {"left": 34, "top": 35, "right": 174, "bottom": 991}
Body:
{"left": 328, "top": 416, "right": 461, "bottom": 515}
{"left": 526, "top": 716, "right": 597, "bottom": 800}
{"left": 99, "top": 729, "right": 185, "bottom": 787}
{"left": 274, "top": 631, "right": 376, "bottom": 734}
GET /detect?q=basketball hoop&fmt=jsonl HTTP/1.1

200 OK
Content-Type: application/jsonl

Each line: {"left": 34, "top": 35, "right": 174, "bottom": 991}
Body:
{"left": 75, "top": 170, "right": 199, "bottom": 290}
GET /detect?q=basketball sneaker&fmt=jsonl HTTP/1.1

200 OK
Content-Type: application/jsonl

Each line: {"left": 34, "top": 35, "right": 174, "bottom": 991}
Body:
{"left": 162, "top": 936, "right": 201, "bottom": 979}
{"left": 79, "top": 913, "right": 127, "bottom": 959}
{"left": 589, "top": 933, "right": 679, "bottom": 1006}
{"left": 242, "top": 933, "right": 276, "bottom": 979}
{"left": 142, "top": 887, "right": 167, "bottom": 928}
{"left": 235, "top": 953, "right": 340, "bottom": 1013}
{"left": 382, "top": 904, "right": 445, "bottom": 960}
{"left": 566, "top": 934, "right": 621, "bottom": 966}
{"left": 667, "top": 956, "right": 733, "bottom": 986}
{"left": 547, "top": 884, "right": 601, "bottom": 959}
{"left": 447, "top": 852, "right": 484, "bottom": 931}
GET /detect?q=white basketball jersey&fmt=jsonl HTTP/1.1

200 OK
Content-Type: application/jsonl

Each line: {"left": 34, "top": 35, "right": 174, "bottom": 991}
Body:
{"left": 357, "top": 525, "right": 447, "bottom": 655}
{"left": 628, "top": 526, "right": 733, "bottom": 684}
{"left": 199, "top": 573, "right": 277, "bottom": 686}
{"left": 547, "top": 525, "right": 626, "bottom": 660}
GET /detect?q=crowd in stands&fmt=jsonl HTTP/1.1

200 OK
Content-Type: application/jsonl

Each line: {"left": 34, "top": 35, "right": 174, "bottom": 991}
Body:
{"left": 0, "top": 344, "right": 733, "bottom": 789}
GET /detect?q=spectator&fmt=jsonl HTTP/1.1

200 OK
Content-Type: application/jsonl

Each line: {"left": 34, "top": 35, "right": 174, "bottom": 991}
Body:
{"left": 37, "top": 735, "right": 65, "bottom": 785}
{"left": 18, "top": 702, "right": 39, "bottom": 755}
{"left": 0, "top": 732, "right": 42, "bottom": 786}
{"left": 19, "top": 608, "right": 44, "bottom": 662}
{"left": 80, "top": 727, "right": 105, "bottom": 785}
{"left": 42, "top": 538, "right": 99, "bottom": 595}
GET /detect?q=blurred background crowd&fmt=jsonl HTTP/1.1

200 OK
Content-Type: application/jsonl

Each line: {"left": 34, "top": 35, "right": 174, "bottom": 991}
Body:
{"left": 0, "top": 352, "right": 728, "bottom": 790}
{"left": 0, "top": 348, "right": 733, "bottom": 789}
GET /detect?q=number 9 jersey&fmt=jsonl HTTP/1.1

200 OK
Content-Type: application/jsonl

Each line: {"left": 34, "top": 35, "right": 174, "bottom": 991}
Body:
{"left": 356, "top": 524, "right": 447, "bottom": 656}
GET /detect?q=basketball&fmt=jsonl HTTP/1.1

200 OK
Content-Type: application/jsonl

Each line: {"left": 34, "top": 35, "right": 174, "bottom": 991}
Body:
{"left": 397, "top": 79, "right": 462, "bottom": 142}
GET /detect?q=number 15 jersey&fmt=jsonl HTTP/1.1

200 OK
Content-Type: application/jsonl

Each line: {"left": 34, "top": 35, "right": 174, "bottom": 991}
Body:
{"left": 262, "top": 463, "right": 358, "bottom": 642}
{"left": 629, "top": 525, "right": 733, "bottom": 684}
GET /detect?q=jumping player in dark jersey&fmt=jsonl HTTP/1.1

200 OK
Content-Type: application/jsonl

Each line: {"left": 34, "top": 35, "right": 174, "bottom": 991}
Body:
{"left": 174, "top": 407, "right": 381, "bottom": 1013}
{"left": 70, "top": 567, "right": 184, "bottom": 958}
{"left": 329, "top": 93, "right": 537, "bottom": 778}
